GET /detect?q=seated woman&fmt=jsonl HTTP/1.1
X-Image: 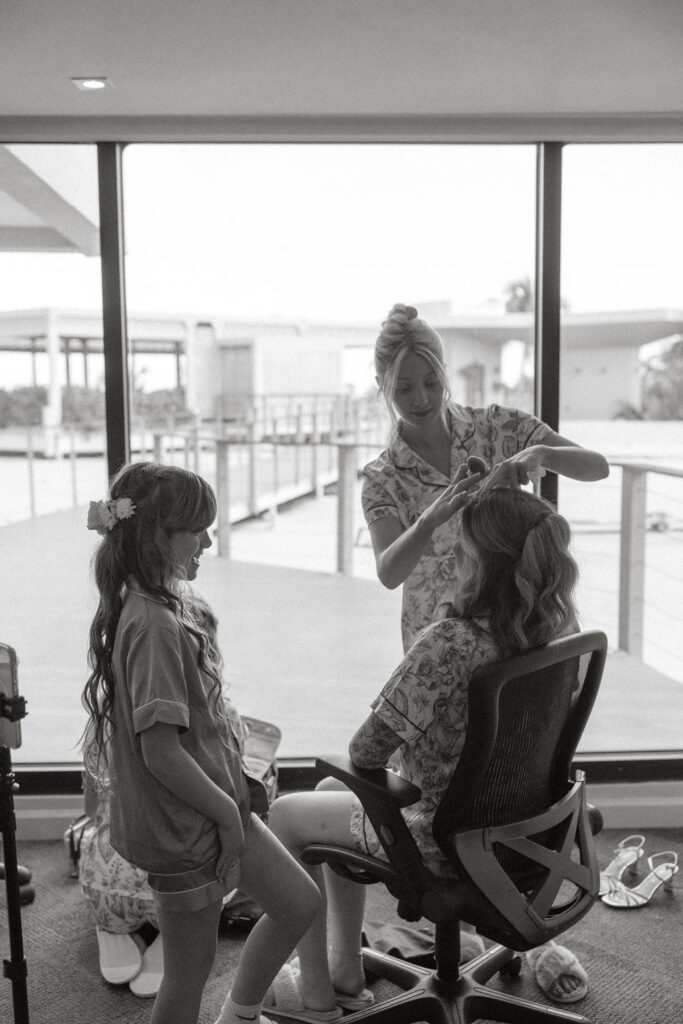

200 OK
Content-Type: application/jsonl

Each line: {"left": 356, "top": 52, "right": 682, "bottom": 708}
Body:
{"left": 260, "top": 486, "right": 589, "bottom": 1024}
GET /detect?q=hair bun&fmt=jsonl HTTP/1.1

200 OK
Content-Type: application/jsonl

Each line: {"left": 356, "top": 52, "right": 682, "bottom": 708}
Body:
{"left": 380, "top": 303, "right": 418, "bottom": 339}
{"left": 386, "top": 303, "right": 417, "bottom": 324}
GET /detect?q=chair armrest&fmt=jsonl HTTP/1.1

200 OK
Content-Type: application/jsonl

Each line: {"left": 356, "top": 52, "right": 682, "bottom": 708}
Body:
{"left": 313, "top": 755, "right": 450, "bottom": 923}
{"left": 316, "top": 754, "right": 422, "bottom": 808}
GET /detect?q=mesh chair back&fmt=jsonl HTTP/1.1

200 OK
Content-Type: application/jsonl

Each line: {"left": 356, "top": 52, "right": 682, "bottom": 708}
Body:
{"left": 432, "top": 632, "right": 605, "bottom": 867}
{"left": 429, "top": 631, "right": 606, "bottom": 946}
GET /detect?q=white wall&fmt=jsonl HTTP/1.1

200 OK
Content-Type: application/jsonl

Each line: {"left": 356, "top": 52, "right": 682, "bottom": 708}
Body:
{"left": 561, "top": 345, "right": 641, "bottom": 419}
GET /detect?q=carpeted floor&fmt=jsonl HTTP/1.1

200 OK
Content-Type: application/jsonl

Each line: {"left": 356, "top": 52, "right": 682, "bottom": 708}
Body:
{"left": 1, "top": 828, "right": 682, "bottom": 1024}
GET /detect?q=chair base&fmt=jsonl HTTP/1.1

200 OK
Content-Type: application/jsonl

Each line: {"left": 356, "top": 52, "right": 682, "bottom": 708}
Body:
{"left": 336, "top": 945, "right": 591, "bottom": 1024}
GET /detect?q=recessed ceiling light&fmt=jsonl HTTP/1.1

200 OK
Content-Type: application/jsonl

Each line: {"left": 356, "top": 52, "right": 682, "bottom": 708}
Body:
{"left": 71, "top": 77, "right": 112, "bottom": 91}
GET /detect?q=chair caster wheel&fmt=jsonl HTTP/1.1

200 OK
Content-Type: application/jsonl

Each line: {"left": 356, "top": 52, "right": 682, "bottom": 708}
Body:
{"left": 500, "top": 954, "right": 522, "bottom": 979}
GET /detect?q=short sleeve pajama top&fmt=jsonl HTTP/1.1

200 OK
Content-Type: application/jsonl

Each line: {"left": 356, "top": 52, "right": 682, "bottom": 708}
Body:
{"left": 109, "top": 591, "right": 267, "bottom": 875}
{"left": 361, "top": 404, "right": 552, "bottom": 651}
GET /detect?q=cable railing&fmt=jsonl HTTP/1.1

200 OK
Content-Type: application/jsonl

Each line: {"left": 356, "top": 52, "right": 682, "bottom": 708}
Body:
{"left": 3, "top": 420, "right": 682, "bottom": 682}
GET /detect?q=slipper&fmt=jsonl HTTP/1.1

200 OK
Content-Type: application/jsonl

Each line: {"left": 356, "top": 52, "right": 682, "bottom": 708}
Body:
{"left": 331, "top": 988, "right": 374, "bottom": 1011}
{"left": 264, "top": 963, "right": 343, "bottom": 1023}
{"left": 526, "top": 942, "right": 588, "bottom": 1004}
{"left": 459, "top": 932, "right": 486, "bottom": 964}
{"left": 96, "top": 928, "right": 142, "bottom": 985}
{"left": 129, "top": 932, "right": 163, "bottom": 997}
{"left": 288, "top": 957, "right": 374, "bottom": 1010}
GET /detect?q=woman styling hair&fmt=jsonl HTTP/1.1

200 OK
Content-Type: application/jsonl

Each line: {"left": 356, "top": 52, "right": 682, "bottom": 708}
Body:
{"left": 363, "top": 302, "right": 609, "bottom": 651}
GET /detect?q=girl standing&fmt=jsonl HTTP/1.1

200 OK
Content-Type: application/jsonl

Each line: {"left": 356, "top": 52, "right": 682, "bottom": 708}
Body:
{"left": 82, "top": 461, "right": 318, "bottom": 1024}
{"left": 362, "top": 303, "right": 609, "bottom": 651}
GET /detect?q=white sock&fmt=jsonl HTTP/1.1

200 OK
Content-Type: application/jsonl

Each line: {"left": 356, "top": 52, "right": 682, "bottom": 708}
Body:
{"left": 215, "top": 993, "right": 269, "bottom": 1024}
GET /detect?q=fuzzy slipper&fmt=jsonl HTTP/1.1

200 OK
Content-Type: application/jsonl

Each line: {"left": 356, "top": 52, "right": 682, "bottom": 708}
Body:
{"left": 129, "top": 933, "right": 164, "bottom": 998}
{"left": 264, "top": 964, "right": 343, "bottom": 1023}
{"left": 526, "top": 942, "right": 588, "bottom": 1004}
{"left": 288, "top": 957, "right": 374, "bottom": 1010}
{"left": 96, "top": 928, "right": 142, "bottom": 985}
{"left": 331, "top": 988, "right": 374, "bottom": 1011}
{"left": 460, "top": 932, "right": 486, "bottom": 964}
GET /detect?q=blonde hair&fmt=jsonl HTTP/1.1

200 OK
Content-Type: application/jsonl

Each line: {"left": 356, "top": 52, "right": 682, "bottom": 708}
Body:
{"left": 375, "top": 303, "right": 451, "bottom": 423}
{"left": 456, "top": 487, "right": 579, "bottom": 652}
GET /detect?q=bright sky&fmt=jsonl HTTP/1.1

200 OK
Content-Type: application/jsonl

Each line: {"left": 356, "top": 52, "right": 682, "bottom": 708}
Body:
{"left": 0, "top": 142, "right": 681, "bottom": 388}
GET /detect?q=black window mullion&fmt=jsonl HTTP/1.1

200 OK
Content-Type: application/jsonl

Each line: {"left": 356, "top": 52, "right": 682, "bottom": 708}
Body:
{"left": 534, "top": 142, "right": 563, "bottom": 507}
{"left": 97, "top": 142, "right": 130, "bottom": 481}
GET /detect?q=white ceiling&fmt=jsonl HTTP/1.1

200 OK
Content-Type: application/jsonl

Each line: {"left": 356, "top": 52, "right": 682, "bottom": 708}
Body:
{"left": 1, "top": 0, "right": 682, "bottom": 141}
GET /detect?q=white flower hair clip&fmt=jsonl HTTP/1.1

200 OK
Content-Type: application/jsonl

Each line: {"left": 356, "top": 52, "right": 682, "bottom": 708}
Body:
{"left": 87, "top": 497, "right": 136, "bottom": 536}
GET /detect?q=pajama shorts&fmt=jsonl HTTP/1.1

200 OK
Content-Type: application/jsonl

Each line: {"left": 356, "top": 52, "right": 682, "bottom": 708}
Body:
{"left": 349, "top": 796, "right": 456, "bottom": 878}
{"left": 148, "top": 813, "right": 267, "bottom": 913}
{"left": 349, "top": 796, "right": 387, "bottom": 860}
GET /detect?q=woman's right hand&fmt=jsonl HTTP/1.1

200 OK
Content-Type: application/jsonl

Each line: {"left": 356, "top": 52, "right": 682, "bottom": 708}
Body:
{"left": 421, "top": 463, "right": 482, "bottom": 532}
{"left": 370, "top": 459, "right": 485, "bottom": 590}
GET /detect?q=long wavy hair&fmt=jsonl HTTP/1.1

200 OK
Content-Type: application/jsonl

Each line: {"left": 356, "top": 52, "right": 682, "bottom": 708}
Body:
{"left": 453, "top": 487, "right": 579, "bottom": 652}
{"left": 374, "top": 303, "right": 452, "bottom": 429}
{"left": 81, "top": 461, "right": 220, "bottom": 781}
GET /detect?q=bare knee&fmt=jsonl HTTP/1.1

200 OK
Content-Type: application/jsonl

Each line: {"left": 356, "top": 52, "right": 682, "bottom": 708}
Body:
{"left": 315, "top": 776, "right": 349, "bottom": 794}
{"left": 268, "top": 793, "right": 306, "bottom": 849}
{"left": 263, "top": 856, "right": 321, "bottom": 932}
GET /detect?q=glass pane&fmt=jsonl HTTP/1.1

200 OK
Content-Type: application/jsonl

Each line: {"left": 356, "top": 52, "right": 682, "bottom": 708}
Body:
{"left": 560, "top": 144, "right": 683, "bottom": 753}
{"left": 122, "top": 144, "right": 535, "bottom": 756}
{"left": 0, "top": 143, "right": 104, "bottom": 764}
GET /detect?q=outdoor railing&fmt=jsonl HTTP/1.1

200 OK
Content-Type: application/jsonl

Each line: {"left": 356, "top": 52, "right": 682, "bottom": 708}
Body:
{"left": 158, "top": 433, "right": 683, "bottom": 665}
{"left": 5, "top": 425, "right": 682, "bottom": 673}
{"left": 614, "top": 460, "right": 683, "bottom": 659}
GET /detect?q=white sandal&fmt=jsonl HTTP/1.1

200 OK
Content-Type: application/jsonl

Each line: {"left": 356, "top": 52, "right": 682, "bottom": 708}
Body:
{"left": 598, "top": 834, "right": 645, "bottom": 897}
{"left": 601, "top": 851, "right": 678, "bottom": 909}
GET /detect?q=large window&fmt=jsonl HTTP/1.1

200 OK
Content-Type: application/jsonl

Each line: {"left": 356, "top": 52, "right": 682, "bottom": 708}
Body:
{"left": 121, "top": 144, "right": 536, "bottom": 756}
{"left": 560, "top": 144, "right": 683, "bottom": 753}
{"left": 5, "top": 141, "right": 681, "bottom": 766}
{"left": 0, "top": 144, "right": 104, "bottom": 764}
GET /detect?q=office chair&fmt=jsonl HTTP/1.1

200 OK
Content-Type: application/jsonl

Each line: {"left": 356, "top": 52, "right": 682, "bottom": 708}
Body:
{"left": 302, "top": 630, "right": 608, "bottom": 1024}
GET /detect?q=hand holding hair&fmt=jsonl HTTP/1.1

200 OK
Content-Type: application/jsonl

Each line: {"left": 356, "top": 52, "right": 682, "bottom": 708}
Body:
{"left": 483, "top": 449, "right": 546, "bottom": 491}
{"left": 422, "top": 464, "right": 482, "bottom": 532}
{"left": 466, "top": 455, "right": 489, "bottom": 479}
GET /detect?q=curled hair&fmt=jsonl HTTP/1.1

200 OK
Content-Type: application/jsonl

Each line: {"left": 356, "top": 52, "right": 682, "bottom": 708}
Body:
{"left": 455, "top": 487, "right": 579, "bottom": 652}
{"left": 82, "top": 462, "right": 220, "bottom": 781}
{"left": 375, "top": 303, "right": 451, "bottom": 424}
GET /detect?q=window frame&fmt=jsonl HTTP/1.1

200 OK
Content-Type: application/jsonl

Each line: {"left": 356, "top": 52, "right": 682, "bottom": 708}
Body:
{"left": 5, "top": 134, "right": 682, "bottom": 796}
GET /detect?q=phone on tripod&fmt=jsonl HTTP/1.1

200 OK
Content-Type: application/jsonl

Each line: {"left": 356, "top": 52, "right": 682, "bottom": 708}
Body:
{"left": 0, "top": 643, "right": 22, "bottom": 749}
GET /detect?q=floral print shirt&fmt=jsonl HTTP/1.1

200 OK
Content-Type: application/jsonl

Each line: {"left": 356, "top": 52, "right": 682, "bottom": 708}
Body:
{"left": 370, "top": 616, "right": 502, "bottom": 872}
{"left": 361, "top": 404, "right": 552, "bottom": 651}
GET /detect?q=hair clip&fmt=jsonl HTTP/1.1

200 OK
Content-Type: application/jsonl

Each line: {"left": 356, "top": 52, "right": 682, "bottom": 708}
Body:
{"left": 87, "top": 498, "right": 136, "bottom": 536}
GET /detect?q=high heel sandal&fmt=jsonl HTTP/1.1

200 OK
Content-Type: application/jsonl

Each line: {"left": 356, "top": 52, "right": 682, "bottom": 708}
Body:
{"left": 601, "top": 851, "right": 679, "bottom": 909}
{"left": 598, "top": 834, "right": 645, "bottom": 897}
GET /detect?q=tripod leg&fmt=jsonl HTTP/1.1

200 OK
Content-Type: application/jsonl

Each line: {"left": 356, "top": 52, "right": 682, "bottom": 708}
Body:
{"left": 1, "top": 746, "right": 30, "bottom": 1024}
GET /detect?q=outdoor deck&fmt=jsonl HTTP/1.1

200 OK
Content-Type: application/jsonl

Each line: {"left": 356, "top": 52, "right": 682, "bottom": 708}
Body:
{"left": 2, "top": 499, "right": 683, "bottom": 772}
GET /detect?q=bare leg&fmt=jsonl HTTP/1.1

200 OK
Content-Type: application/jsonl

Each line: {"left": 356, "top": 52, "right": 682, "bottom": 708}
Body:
{"left": 229, "top": 818, "right": 320, "bottom": 1006}
{"left": 151, "top": 898, "right": 223, "bottom": 1024}
{"left": 310, "top": 777, "right": 368, "bottom": 991}
{"left": 268, "top": 791, "right": 366, "bottom": 1012}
